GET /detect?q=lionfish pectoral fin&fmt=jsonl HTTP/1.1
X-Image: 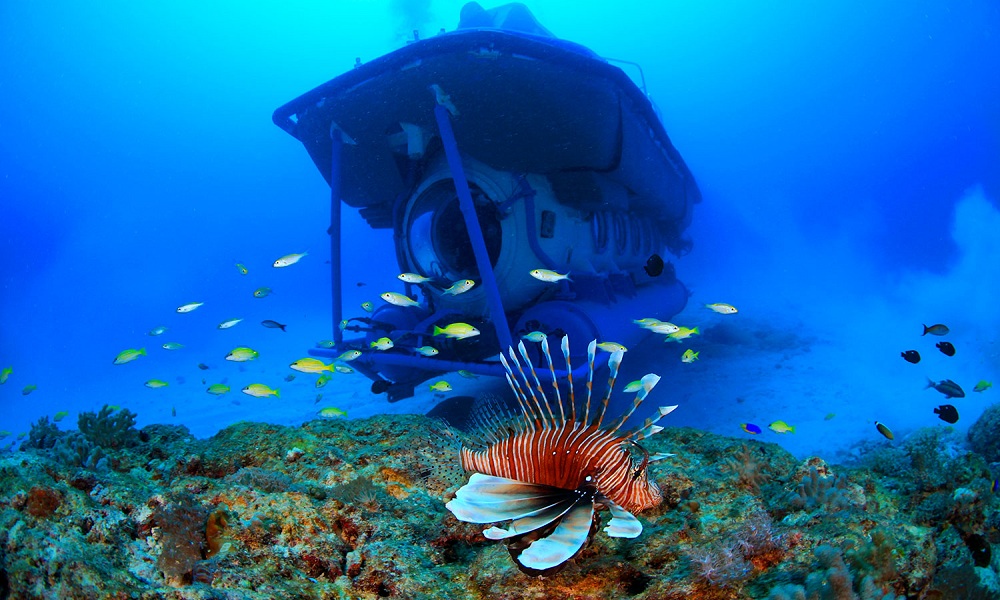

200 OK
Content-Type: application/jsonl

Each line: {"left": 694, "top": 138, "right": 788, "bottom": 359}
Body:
{"left": 603, "top": 500, "right": 642, "bottom": 538}
{"left": 515, "top": 496, "right": 595, "bottom": 572}
{"left": 481, "top": 491, "right": 582, "bottom": 540}
{"left": 446, "top": 473, "right": 577, "bottom": 524}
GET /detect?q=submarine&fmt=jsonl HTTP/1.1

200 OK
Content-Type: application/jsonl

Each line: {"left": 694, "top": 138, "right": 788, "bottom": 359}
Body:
{"left": 273, "top": 2, "right": 701, "bottom": 401}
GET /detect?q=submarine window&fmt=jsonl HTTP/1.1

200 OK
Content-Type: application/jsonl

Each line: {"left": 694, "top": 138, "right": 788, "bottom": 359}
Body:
{"left": 406, "top": 179, "right": 502, "bottom": 280}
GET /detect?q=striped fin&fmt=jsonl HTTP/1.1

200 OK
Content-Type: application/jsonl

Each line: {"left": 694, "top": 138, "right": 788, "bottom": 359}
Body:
{"left": 499, "top": 352, "right": 534, "bottom": 425}
{"left": 592, "top": 349, "right": 624, "bottom": 428}
{"left": 540, "top": 337, "right": 565, "bottom": 426}
{"left": 581, "top": 340, "right": 597, "bottom": 425}
{"left": 603, "top": 500, "right": 643, "bottom": 538}
{"left": 631, "top": 404, "right": 678, "bottom": 440}
{"left": 446, "top": 473, "right": 573, "bottom": 524}
{"left": 515, "top": 496, "right": 595, "bottom": 571}
{"left": 605, "top": 373, "right": 661, "bottom": 436}
{"left": 561, "top": 336, "right": 576, "bottom": 424}
{"left": 509, "top": 346, "right": 550, "bottom": 428}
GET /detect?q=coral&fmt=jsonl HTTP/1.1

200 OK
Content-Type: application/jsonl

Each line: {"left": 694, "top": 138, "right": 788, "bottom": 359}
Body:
{"left": 51, "top": 432, "right": 107, "bottom": 470}
{"left": 766, "top": 545, "right": 905, "bottom": 600}
{"left": 329, "top": 476, "right": 385, "bottom": 510}
{"left": 791, "top": 466, "right": 851, "bottom": 512}
{"left": 22, "top": 416, "right": 64, "bottom": 450}
{"left": 686, "top": 543, "right": 751, "bottom": 587}
{"left": 152, "top": 494, "right": 209, "bottom": 586}
{"left": 78, "top": 405, "right": 139, "bottom": 450}
{"left": 968, "top": 402, "right": 1000, "bottom": 462}
{"left": 204, "top": 508, "right": 229, "bottom": 559}
{"left": 225, "top": 466, "right": 292, "bottom": 493}
{"left": 24, "top": 486, "right": 61, "bottom": 518}
{"left": 722, "top": 443, "right": 772, "bottom": 492}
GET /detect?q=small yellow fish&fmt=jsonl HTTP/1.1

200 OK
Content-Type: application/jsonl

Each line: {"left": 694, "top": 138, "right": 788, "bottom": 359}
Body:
{"left": 875, "top": 421, "right": 894, "bottom": 440}
{"left": 273, "top": 252, "right": 307, "bottom": 268}
{"left": 316, "top": 374, "right": 333, "bottom": 388}
{"left": 337, "top": 350, "right": 362, "bottom": 362}
{"left": 415, "top": 346, "right": 439, "bottom": 357}
{"left": 207, "top": 384, "right": 230, "bottom": 395}
{"left": 0, "top": 366, "right": 11, "bottom": 384}
{"left": 339, "top": 320, "right": 349, "bottom": 331}
{"left": 225, "top": 347, "right": 259, "bottom": 362}
{"left": 317, "top": 406, "right": 348, "bottom": 419}
{"left": 596, "top": 342, "right": 627, "bottom": 353}
{"left": 145, "top": 380, "right": 169, "bottom": 388}
{"left": 647, "top": 322, "right": 681, "bottom": 335}
{"left": 824, "top": 413, "right": 836, "bottom": 421}
{"left": 22, "top": 384, "right": 37, "bottom": 396}
{"left": 529, "top": 268, "right": 571, "bottom": 283}
{"left": 521, "top": 331, "right": 547, "bottom": 342}
{"left": 317, "top": 340, "right": 336, "bottom": 349}
{"left": 398, "top": 273, "right": 431, "bottom": 284}
{"left": 769, "top": 420, "right": 795, "bottom": 434}
{"left": 176, "top": 302, "right": 204, "bottom": 313}
{"left": 361, "top": 301, "right": 374, "bottom": 313}
{"left": 381, "top": 291, "right": 420, "bottom": 307}
{"left": 433, "top": 322, "right": 481, "bottom": 339}
{"left": 106, "top": 405, "right": 120, "bottom": 411}
{"left": 681, "top": 349, "right": 699, "bottom": 363}
{"left": 242, "top": 383, "right": 280, "bottom": 398}
{"left": 53, "top": 411, "right": 69, "bottom": 422}
{"left": 236, "top": 263, "right": 248, "bottom": 275}
{"left": 974, "top": 381, "right": 992, "bottom": 393}
{"left": 665, "top": 326, "right": 700, "bottom": 342}
{"left": 457, "top": 369, "right": 478, "bottom": 379}
{"left": 334, "top": 365, "right": 354, "bottom": 374}
{"left": 218, "top": 318, "right": 243, "bottom": 329}
{"left": 290, "top": 358, "right": 335, "bottom": 374}
{"left": 147, "top": 326, "right": 168, "bottom": 336}
{"left": 705, "top": 303, "right": 738, "bottom": 315}
{"left": 429, "top": 380, "right": 453, "bottom": 392}
{"left": 623, "top": 380, "right": 643, "bottom": 393}
{"left": 253, "top": 287, "right": 272, "bottom": 298}
{"left": 632, "top": 318, "right": 661, "bottom": 326}
{"left": 443, "top": 279, "right": 476, "bottom": 295}
{"left": 161, "top": 342, "right": 184, "bottom": 350}
{"left": 113, "top": 348, "right": 147, "bottom": 365}
{"left": 370, "top": 337, "right": 393, "bottom": 351}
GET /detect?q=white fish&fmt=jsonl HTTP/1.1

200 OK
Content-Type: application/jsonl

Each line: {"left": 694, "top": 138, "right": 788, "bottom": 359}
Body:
{"left": 176, "top": 302, "right": 204, "bottom": 313}
{"left": 273, "top": 252, "right": 308, "bottom": 268}
{"left": 217, "top": 318, "right": 243, "bottom": 329}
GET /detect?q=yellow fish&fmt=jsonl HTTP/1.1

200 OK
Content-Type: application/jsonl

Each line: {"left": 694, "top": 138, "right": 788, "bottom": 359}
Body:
{"left": 705, "top": 303, "right": 738, "bottom": 314}
{"left": 145, "top": 380, "right": 169, "bottom": 388}
{"left": 647, "top": 322, "right": 681, "bottom": 335}
{"left": 769, "top": 420, "right": 795, "bottom": 434}
{"left": 433, "top": 322, "right": 480, "bottom": 339}
{"left": 242, "top": 383, "right": 280, "bottom": 398}
{"left": 337, "top": 350, "right": 362, "bottom": 362}
{"left": 398, "top": 273, "right": 431, "bottom": 284}
{"left": 236, "top": 263, "right": 248, "bottom": 275}
{"left": 370, "top": 337, "right": 393, "bottom": 351}
{"left": 176, "top": 302, "right": 204, "bottom": 313}
{"left": 529, "top": 268, "right": 571, "bottom": 283}
{"left": 226, "top": 347, "right": 259, "bottom": 362}
{"left": 316, "top": 374, "right": 333, "bottom": 388}
{"left": 339, "top": 320, "right": 349, "bottom": 331}
{"left": 623, "top": 380, "right": 643, "bottom": 393}
{"left": 974, "top": 381, "right": 992, "bottom": 393}
{"left": 429, "top": 380, "right": 453, "bottom": 392}
{"left": 22, "top": 384, "right": 37, "bottom": 396}
{"left": 53, "top": 411, "right": 69, "bottom": 422}
{"left": 443, "top": 279, "right": 476, "bottom": 295}
{"left": 290, "top": 358, "right": 335, "bottom": 374}
{"left": 273, "top": 252, "right": 307, "bottom": 268}
{"left": 207, "top": 384, "right": 230, "bottom": 395}
{"left": 317, "top": 407, "right": 348, "bottom": 419}
{"left": 0, "top": 367, "right": 11, "bottom": 384}
{"left": 457, "top": 369, "right": 478, "bottom": 379}
{"left": 521, "top": 331, "right": 547, "bottom": 342}
{"left": 113, "top": 348, "right": 146, "bottom": 365}
{"left": 161, "top": 342, "right": 184, "bottom": 350}
{"left": 415, "top": 346, "right": 439, "bottom": 356}
{"left": 681, "top": 349, "right": 699, "bottom": 363}
{"left": 596, "top": 342, "right": 627, "bottom": 353}
{"left": 317, "top": 340, "right": 336, "bottom": 349}
{"left": 361, "top": 301, "right": 374, "bottom": 313}
{"left": 334, "top": 365, "right": 354, "bottom": 374}
{"left": 217, "top": 318, "right": 243, "bottom": 329}
{"left": 381, "top": 291, "right": 420, "bottom": 307}
{"left": 253, "top": 287, "right": 272, "bottom": 298}
{"left": 147, "top": 326, "right": 168, "bottom": 336}
{"left": 665, "top": 326, "right": 700, "bottom": 342}
{"left": 875, "top": 421, "right": 894, "bottom": 440}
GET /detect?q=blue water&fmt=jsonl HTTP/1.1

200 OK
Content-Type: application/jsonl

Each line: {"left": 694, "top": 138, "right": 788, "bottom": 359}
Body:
{"left": 1, "top": 1, "right": 998, "bottom": 458}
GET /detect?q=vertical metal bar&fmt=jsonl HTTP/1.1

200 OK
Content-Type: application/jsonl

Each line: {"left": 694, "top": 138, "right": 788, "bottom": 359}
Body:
{"left": 329, "top": 129, "right": 344, "bottom": 345}
{"left": 432, "top": 104, "right": 513, "bottom": 352}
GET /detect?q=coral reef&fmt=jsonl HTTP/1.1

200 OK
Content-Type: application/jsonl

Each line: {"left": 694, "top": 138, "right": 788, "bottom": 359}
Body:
{"left": 0, "top": 412, "right": 998, "bottom": 598}
{"left": 968, "top": 403, "right": 1000, "bottom": 462}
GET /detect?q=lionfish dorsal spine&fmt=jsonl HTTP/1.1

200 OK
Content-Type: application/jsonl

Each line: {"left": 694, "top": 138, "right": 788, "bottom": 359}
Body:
{"left": 592, "top": 349, "right": 624, "bottom": 429}
{"left": 582, "top": 340, "right": 597, "bottom": 425}
{"left": 498, "top": 352, "right": 534, "bottom": 429}
{"left": 561, "top": 336, "right": 576, "bottom": 424}
{"left": 606, "top": 373, "right": 661, "bottom": 436}
{"left": 631, "top": 404, "right": 678, "bottom": 440}
{"left": 509, "top": 346, "right": 551, "bottom": 428}
{"left": 540, "top": 337, "right": 566, "bottom": 425}
{"left": 517, "top": 341, "right": 557, "bottom": 425}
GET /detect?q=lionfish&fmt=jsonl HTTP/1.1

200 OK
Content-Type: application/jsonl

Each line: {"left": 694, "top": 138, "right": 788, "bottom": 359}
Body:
{"left": 445, "top": 336, "right": 677, "bottom": 575}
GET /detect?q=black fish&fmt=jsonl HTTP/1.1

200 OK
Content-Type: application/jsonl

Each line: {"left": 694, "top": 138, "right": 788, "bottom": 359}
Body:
{"left": 900, "top": 350, "right": 920, "bottom": 364}
{"left": 927, "top": 378, "right": 965, "bottom": 398}
{"left": 934, "top": 404, "right": 959, "bottom": 424}
{"left": 261, "top": 320, "right": 287, "bottom": 331}
{"left": 936, "top": 341, "right": 955, "bottom": 356}
{"left": 197, "top": 363, "right": 210, "bottom": 370}
{"left": 371, "top": 379, "right": 392, "bottom": 394}
{"left": 643, "top": 254, "right": 664, "bottom": 277}
{"left": 923, "top": 323, "right": 949, "bottom": 336}
{"left": 964, "top": 533, "right": 991, "bottom": 567}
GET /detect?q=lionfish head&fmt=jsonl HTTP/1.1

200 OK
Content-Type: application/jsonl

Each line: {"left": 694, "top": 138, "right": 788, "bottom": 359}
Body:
{"left": 445, "top": 336, "right": 677, "bottom": 575}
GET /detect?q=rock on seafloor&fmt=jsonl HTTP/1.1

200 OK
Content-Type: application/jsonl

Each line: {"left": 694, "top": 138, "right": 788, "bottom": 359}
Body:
{"left": 0, "top": 412, "right": 999, "bottom": 599}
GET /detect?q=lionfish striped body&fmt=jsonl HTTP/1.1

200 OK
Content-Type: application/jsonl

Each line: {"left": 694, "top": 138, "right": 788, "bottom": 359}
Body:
{"left": 446, "top": 336, "right": 677, "bottom": 575}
